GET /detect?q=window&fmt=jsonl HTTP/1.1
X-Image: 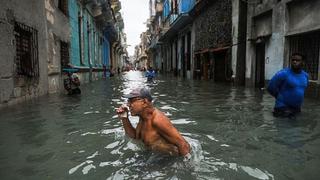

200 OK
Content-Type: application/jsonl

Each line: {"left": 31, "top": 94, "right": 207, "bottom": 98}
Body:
{"left": 60, "top": 41, "right": 70, "bottom": 68}
{"left": 171, "top": 0, "right": 178, "bottom": 14}
{"left": 289, "top": 31, "right": 320, "bottom": 80}
{"left": 14, "top": 22, "right": 39, "bottom": 77}
{"left": 58, "top": 0, "right": 68, "bottom": 16}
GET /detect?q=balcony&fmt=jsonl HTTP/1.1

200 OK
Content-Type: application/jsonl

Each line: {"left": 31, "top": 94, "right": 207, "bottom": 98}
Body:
{"left": 179, "top": 0, "right": 196, "bottom": 14}
{"left": 159, "top": 0, "right": 196, "bottom": 42}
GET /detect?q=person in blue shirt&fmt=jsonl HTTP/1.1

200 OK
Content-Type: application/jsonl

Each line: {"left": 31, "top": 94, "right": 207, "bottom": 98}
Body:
{"left": 267, "top": 53, "right": 309, "bottom": 118}
{"left": 145, "top": 66, "right": 156, "bottom": 82}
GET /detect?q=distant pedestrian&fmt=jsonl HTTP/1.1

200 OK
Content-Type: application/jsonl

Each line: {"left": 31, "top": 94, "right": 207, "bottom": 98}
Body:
{"left": 267, "top": 53, "right": 309, "bottom": 118}
{"left": 145, "top": 66, "right": 156, "bottom": 82}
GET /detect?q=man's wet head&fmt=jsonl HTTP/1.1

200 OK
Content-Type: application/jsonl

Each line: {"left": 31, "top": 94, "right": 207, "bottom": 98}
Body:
{"left": 124, "top": 87, "right": 153, "bottom": 103}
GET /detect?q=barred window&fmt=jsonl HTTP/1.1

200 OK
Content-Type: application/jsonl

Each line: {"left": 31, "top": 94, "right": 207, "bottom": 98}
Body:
{"left": 14, "top": 22, "right": 39, "bottom": 77}
{"left": 58, "top": 0, "right": 68, "bottom": 16}
{"left": 60, "top": 41, "right": 70, "bottom": 68}
{"left": 289, "top": 31, "right": 320, "bottom": 80}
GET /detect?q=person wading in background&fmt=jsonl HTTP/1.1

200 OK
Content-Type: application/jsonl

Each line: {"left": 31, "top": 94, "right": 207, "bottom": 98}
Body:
{"left": 267, "top": 53, "right": 309, "bottom": 118}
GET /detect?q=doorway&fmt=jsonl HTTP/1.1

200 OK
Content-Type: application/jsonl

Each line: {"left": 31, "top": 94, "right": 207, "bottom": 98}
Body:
{"left": 214, "top": 51, "right": 227, "bottom": 82}
{"left": 255, "top": 42, "right": 265, "bottom": 88}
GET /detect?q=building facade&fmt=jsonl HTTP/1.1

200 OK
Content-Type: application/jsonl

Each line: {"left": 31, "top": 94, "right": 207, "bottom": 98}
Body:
{"left": 0, "top": 0, "right": 127, "bottom": 108}
{"left": 0, "top": 0, "right": 48, "bottom": 107}
{"left": 146, "top": 0, "right": 320, "bottom": 98}
{"left": 243, "top": 0, "right": 320, "bottom": 97}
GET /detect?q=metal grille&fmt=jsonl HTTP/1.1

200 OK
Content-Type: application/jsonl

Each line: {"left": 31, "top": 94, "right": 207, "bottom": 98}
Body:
{"left": 60, "top": 41, "right": 70, "bottom": 68}
{"left": 289, "top": 31, "right": 320, "bottom": 80}
{"left": 14, "top": 22, "right": 39, "bottom": 77}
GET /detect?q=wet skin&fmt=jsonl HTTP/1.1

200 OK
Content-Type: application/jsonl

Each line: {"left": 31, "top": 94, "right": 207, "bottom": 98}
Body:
{"left": 116, "top": 98, "right": 190, "bottom": 156}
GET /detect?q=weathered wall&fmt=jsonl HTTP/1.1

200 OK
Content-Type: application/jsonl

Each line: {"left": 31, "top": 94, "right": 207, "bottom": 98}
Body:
{"left": 231, "top": 0, "right": 239, "bottom": 78}
{"left": 232, "top": 0, "right": 247, "bottom": 85}
{"left": 287, "top": 0, "right": 320, "bottom": 35}
{"left": 0, "top": 0, "right": 48, "bottom": 107}
{"left": 193, "top": 0, "right": 232, "bottom": 51}
{"left": 46, "top": 0, "right": 71, "bottom": 93}
{"left": 0, "top": 10, "right": 15, "bottom": 104}
{"left": 246, "top": 0, "right": 286, "bottom": 85}
{"left": 264, "top": 4, "right": 286, "bottom": 80}
{"left": 191, "top": 22, "right": 196, "bottom": 78}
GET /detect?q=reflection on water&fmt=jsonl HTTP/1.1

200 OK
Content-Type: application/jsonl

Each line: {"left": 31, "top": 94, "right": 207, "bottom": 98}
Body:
{"left": 0, "top": 71, "right": 319, "bottom": 180}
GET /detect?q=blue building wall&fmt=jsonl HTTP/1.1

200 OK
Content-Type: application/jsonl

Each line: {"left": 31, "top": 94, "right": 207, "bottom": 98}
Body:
{"left": 179, "top": 0, "right": 196, "bottom": 14}
{"left": 90, "top": 16, "right": 95, "bottom": 66}
{"left": 68, "top": 0, "right": 107, "bottom": 69}
{"left": 163, "top": 0, "right": 170, "bottom": 19}
{"left": 83, "top": 11, "right": 89, "bottom": 66}
{"left": 103, "top": 32, "right": 111, "bottom": 66}
{"left": 68, "top": 0, "right": 81, "bottom": 66}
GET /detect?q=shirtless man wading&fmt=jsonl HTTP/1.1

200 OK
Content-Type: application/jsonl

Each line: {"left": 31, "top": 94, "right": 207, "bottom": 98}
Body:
{"left": 116, "top": 87, "right": 190, "bottom": 157}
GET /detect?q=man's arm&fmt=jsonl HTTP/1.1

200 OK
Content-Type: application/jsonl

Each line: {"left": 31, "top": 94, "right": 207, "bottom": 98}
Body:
{"left": 119, "top": 117, "right": 137, "bottom": 139}
{"left": 153, "top": 115, "right": 190, "bottom": 156}
{"left": 267, "top": 70, "right": 286, "bottom": 98}
{"left": 116, "top": 106, "right": 136, "bottom": 139}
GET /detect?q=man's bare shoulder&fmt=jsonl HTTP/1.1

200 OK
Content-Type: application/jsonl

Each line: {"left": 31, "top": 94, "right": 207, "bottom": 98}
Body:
{"left": 152, "top": 109, "right": 173, "bottom": 126}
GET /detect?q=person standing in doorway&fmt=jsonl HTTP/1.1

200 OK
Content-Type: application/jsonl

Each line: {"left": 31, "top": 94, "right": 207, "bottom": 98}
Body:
{"left": 267, "top": 53, "right": 309, "bottom": 118}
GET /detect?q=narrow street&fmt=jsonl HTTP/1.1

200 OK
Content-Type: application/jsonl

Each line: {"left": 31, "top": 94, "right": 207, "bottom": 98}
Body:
{"left": 0, "top": 71, "right": 319, "bottom": 179}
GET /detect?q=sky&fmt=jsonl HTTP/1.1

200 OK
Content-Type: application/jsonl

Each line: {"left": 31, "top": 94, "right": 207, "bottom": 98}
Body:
{"left": 120, "top": 0, "right": 149, "bottom": 56}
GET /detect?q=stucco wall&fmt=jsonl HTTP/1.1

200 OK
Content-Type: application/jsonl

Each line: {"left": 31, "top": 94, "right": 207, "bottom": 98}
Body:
{"left": 246, "top": 0, "right": 286, "bottom": 84}
{"left": 287, "top": 0, "right": 320, "bottom": 35}
{"left": 0, "top": 14, "right": 15, "bottom": 104}
{"left": 0, "top": 0, "right": 48, "bottom": 107}
{"left": 231, "top": 0, "right": 239, "bottom": 76}
{"left": 46, "top": 0, "right": 71, "bottom": 93}
{"left": 264, "top": 3, "right": 286, "bottom": 80}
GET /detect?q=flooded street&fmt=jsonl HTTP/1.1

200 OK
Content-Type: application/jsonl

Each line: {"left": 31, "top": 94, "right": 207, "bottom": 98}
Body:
{"left": 0, "top": 71, "right": 320, "bottom": 180}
